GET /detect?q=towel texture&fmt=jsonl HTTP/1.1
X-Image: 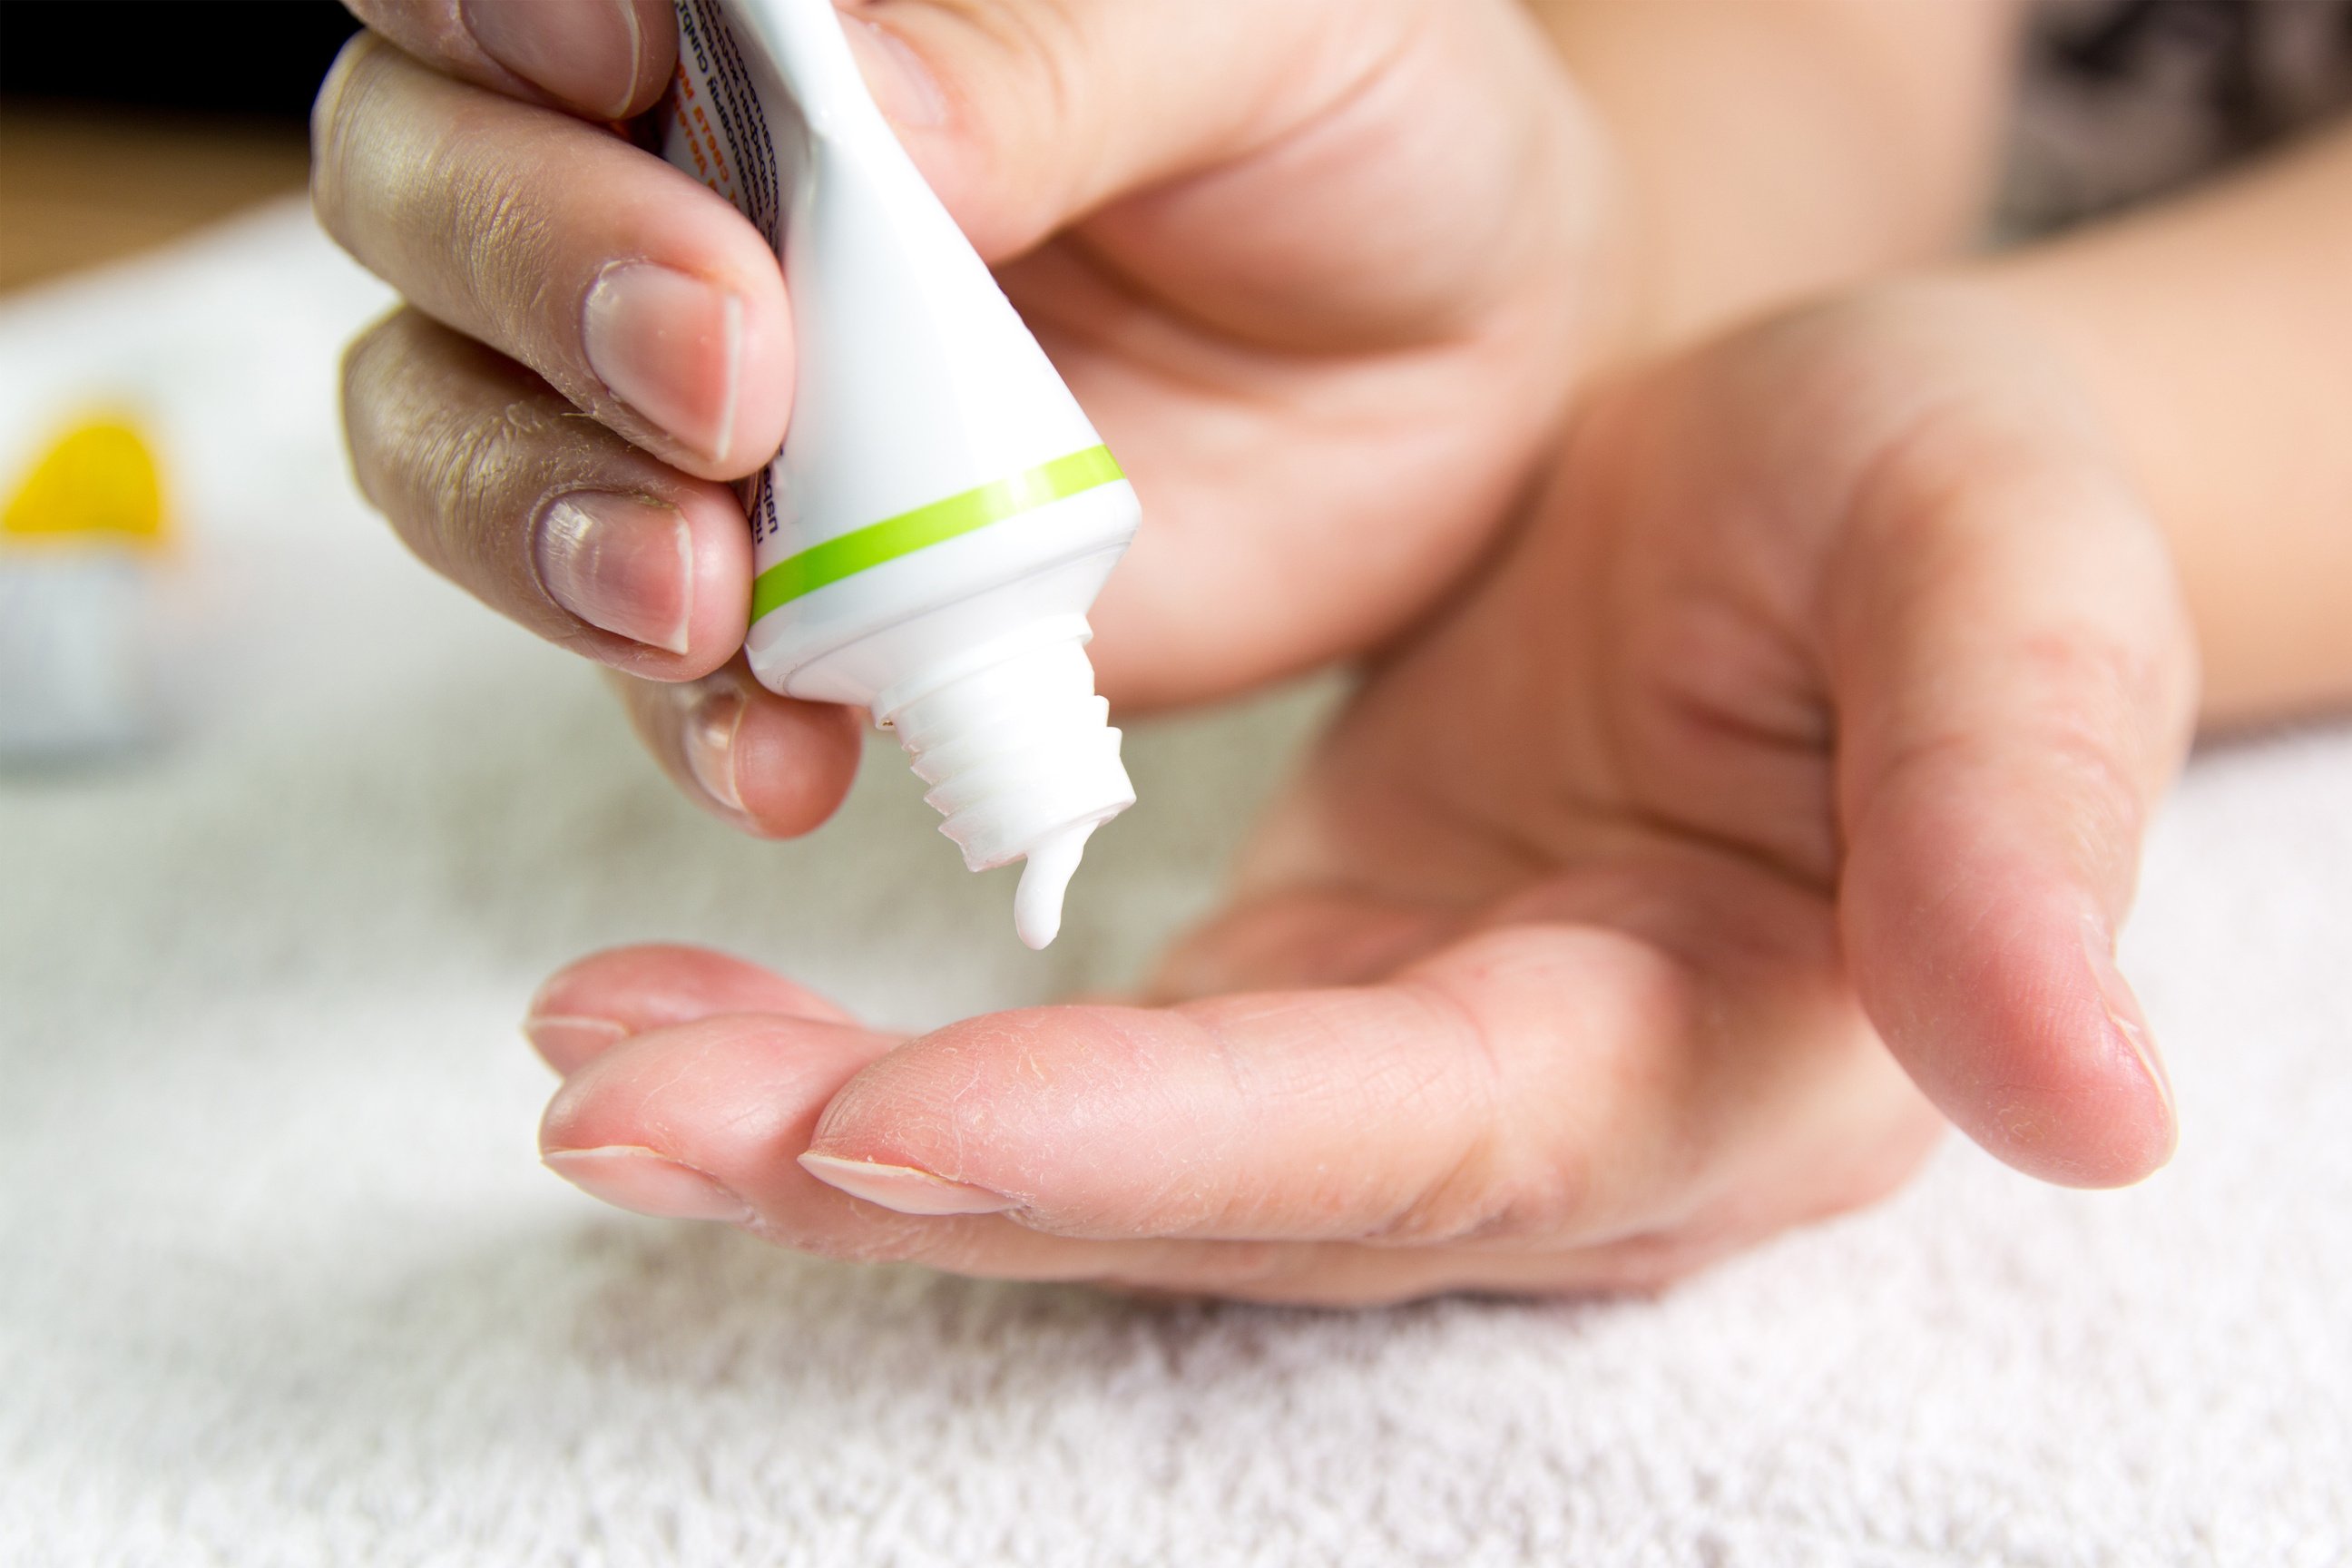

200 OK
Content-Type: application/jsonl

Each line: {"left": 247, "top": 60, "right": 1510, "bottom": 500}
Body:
{"left": 1, "top": 205, "right": 2346, "bottom": 1567}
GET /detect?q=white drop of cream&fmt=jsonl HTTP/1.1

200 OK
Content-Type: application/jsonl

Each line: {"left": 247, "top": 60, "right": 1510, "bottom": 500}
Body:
{"left": 1014, "top": 823, "right": 1097, "bottom": 950}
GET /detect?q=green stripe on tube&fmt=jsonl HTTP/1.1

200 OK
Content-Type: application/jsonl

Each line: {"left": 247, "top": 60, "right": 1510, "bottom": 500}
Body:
{"left": 750, "top": 445, "right": 1124, "bottom": 621}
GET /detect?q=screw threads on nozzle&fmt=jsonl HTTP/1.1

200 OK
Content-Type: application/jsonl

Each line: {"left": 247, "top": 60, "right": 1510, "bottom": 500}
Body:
{"left": 881, "top": 624, "right": 1135, "bottom": 877}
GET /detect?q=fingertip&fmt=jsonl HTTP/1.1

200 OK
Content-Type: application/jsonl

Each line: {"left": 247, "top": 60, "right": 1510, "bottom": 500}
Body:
{"left": 323, "top": 27, "right": 792, "bottom": 483}
{"left": 524, "top": 943, "right": 859, "bottom": 1072}
{"left": 522, "top": 1014, "right": 630, "bottom": 1076}
{"left": 729, "top": 692, "right": 867, "bottom": 838}
{"left": 795, "top": 1152, "right": 1017, "bottom": 1217}
{"left": 612, "top": 665, "right": 860, "bottom": 838}
{"left": 2074, "top": 916, "right": 2179, "bottom": 1179}
{"left": 309, "top": 30, "right": 400, "bottom": 233}
{"left": 594, "top": 167, "right": 796, "bottom": 480}
{"left": 537, "top": 1036, "right": 632, "bottom": 1155}
{"left": 675, "top": 480, "right": 756, "bottom": 671}
{"left": 1847, "top": 858, "right": 2178, "bottom": 1189}
{"left": 456, "top": 0, "right": 678, "bottom": 122}
{"left": 1973, "top": 1055, "right": 2177, "bottom": 1191}
{"left": 536, "top": 1014, "right": 901, "bottom": 1211}
{"left": 575, "top": 250, "right": 794, "bottom": 484}
{"left": 534, "top": 1018, "right": 783, "bottom": 1158}
{"left": 523, "top": 475, "right": 750, "bottom": 677}
{"left": 697, "top": 267, "right": 793, "bottom": 484}
{"left": 1819, "top": 401, "right": 2194, "bottom": 1187}
{"left": 309, "top": 31, "right": 371, "bottom": 182}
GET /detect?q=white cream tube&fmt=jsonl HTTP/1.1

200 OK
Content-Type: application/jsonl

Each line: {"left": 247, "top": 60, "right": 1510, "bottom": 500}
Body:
{"left": 659, "top": 0, "right": 1142, "bottom": 947}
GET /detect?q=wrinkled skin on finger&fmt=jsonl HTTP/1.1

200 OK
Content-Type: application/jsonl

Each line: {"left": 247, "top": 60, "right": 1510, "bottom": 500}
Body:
{"left": 529, "top": 286, "right": 2198, "bottom": 1305}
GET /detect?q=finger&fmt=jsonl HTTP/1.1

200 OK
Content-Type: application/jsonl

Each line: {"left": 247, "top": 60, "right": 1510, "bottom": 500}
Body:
{"left": 541, "top": 1013, "right": 906, "bottom": 1226}
{"left": 340, "top": 0, "right": 677, "bottom": 121}
{"left": 536, "top": 1014, "right": 1301, "bottom": 1286}
{"left": 609, "top": 660, "right": 865, "bottom": 838}
{"left": 533, "top": 951, "right": 1920, "bottom": 1301}
{"left": 522, "top": 942, "right": 858, "bottom": 1073}
{"left": 534, "top": 1009, "right": 1706, "bottom": 1304}
{"left": 798, "top": 906, "right": 1796, "bottom": 1247}
{"left": 315, "top": 34, "right": 790, "bottom": 477}
{"left": 342, "top": 308, "right": 750, "bottom": 676}
{"left": 1830, "top": 410, "right": 2199, "bottom": 1188}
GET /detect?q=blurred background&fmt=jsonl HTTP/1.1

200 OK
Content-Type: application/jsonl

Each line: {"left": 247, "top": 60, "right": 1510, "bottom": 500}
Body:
{"left": 4, "top": 5, "right": 2349, "bottom": 1564}
{"left": 0, "top": 0, "right": 356, "bottom": 291}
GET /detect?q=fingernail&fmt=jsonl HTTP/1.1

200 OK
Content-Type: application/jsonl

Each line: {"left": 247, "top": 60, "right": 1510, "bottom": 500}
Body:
{"left": 839, "top": 14, "right": 949, "bottom": 127}
{"left": 464, "top": 0, "right": 646, "bottom": 122}
{"left": 534, "top": 493, "right": 694, "bottom": 654}
{"left": 799, "top": 1152, "right": 1015, "bottom": 1217}
{"left": 2083, "top": 918, "right": 2175, "bottom": 1122}
{"left": 682, "top": 686, "right": 748, "bottom": 814}
{"left": 521, "top": 1013, "right": 629, "bottom": 1070}
{"left": 544, "top": 1145, "right": 752, "bottom": 1222}
{"left": 582, "top": 262, "right": 745, "bottom": 466}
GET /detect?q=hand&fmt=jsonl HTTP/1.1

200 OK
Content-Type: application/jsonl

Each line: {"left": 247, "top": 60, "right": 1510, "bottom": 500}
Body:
{"left": 526, "top": 284, "right": 2199, "bottom": 1304}
{"left": 318, "top": 0, "right": 1619, "bottom": 836}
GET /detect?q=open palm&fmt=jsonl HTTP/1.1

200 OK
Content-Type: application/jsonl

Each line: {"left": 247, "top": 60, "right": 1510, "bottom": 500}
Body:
{"left": 534, "top": 286, "right": 2196, "bottom": 1305}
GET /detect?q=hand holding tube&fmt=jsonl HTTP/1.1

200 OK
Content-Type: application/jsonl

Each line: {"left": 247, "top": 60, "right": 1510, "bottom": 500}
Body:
{"left": 319, "top": 0, "right": 1618, "bottom": 840}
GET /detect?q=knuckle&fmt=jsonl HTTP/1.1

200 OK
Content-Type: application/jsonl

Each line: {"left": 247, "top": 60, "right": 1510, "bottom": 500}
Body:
{"left": 457, "top": 172, "right": 561, "bottom": 325}
{"left": 952, "top": 0, "right": 1090, "bottom": 109}
{"left": 1385, "top": 928, "right": 1699, "bottom": 1249}
{"left": 416, "top": 397, "right": 563, "bottom": 574}
{"left": 312, "top": 33, "right": 571, "bottom": 350}
{"left": 1377, "top": 1136, "right": 1594, "bottom": 1249}
{"left": 1009, "top": 2, "right": 1090, "bottom": 135}
{"left": 351, "top": 343, "right": 561, "bottom": 585}
{"left": 2018, "top": 622, "right": 2187, "bottom": 776}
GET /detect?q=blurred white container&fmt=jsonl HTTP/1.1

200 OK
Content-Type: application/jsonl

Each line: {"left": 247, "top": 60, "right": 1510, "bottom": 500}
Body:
{"left": 0, "top": 416, "right": 167, "bottom": 763}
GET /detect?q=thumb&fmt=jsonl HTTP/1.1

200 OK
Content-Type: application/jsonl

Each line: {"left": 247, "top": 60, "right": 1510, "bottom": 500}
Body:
{"left": 841, "top": 0, "right": 1395, "bottom": 259}
{"left": 1829, "top": 401, "right": 2199, "bottom": 1188}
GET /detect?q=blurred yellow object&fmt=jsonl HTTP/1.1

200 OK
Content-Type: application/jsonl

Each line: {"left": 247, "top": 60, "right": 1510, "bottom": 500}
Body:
{"left": 1, "top": 418, "right": 167, "bottom": 548}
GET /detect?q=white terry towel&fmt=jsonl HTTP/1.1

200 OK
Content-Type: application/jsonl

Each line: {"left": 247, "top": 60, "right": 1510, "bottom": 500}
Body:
{"left": 1, "top": 205, "right": 2346, "bottom": 1567}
